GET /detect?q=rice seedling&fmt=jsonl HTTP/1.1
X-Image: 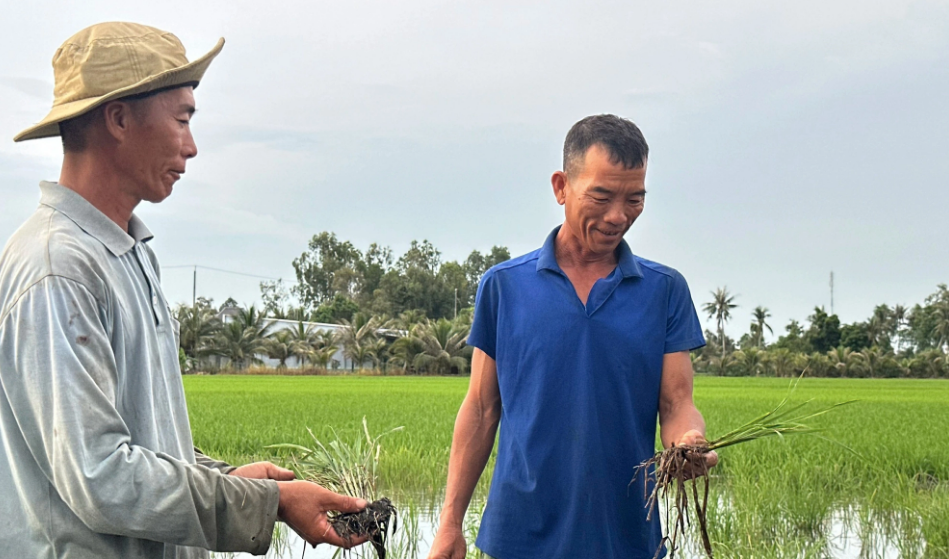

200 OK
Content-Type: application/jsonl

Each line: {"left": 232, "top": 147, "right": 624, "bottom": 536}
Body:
{"left": 634, "top": 387, "right": 855, "bottom": 559}
{"left": 267, "top": 418, "right": 403, "bottom": 558}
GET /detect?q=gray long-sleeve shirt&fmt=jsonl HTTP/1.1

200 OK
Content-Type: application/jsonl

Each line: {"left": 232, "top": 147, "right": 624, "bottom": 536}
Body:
{"left": 0, "top": 182, "right": 280, "bottom": 558}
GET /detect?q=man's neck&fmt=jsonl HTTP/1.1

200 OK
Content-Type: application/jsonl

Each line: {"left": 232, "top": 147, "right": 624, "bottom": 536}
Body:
{"left": 554, "top": 222, "right": 618, "bottom": 273}
{"left": 60, "top": 152, "right": 139, "bottom": 233}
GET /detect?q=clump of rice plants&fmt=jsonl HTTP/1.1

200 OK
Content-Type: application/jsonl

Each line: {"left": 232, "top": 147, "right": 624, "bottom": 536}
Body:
{"left": 268, "top": 418, "right": 403, "bottom": 558}
{"left": 634, "top": 391, "right": 854, "bottom": 559}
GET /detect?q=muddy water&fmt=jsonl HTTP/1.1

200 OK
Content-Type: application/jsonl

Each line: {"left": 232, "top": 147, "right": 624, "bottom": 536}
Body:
{"left": 214, "top": 501, "right": 921, "bottom": 559}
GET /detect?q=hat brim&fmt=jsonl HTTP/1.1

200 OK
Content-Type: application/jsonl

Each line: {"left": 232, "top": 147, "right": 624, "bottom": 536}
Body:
{"left": 14, "top": 37, "right": 224, "bottom": 142}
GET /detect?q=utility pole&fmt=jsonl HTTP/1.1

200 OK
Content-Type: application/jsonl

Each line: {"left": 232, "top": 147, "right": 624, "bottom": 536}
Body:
{"left": 454, "top": 288, "right": 458, "bottom": 319}
{"left": 830, "top": 271, "right": 834, "bottom": 315}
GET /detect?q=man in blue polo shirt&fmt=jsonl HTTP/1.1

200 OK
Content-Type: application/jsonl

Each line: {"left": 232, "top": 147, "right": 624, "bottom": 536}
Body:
{"left": 428, "top": 114, "right": 718, "bottom": 559}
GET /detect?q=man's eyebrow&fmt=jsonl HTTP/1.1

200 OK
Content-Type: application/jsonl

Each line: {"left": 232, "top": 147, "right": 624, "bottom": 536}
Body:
{"left": 180, "top": 104, "right": 197, "bottom": 116}
{"left": 590, "top": 186, "right": 614, "bottom": 195}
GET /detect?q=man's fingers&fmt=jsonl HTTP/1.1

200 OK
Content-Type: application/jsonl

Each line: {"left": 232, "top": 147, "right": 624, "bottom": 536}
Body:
{"left": 269, "top": 464, "right": 296, "bottom": 481}
{"left": 323, "top": 491, "right": 368, "bottom": 513}
{"left": 705, "top": 450, "right": 719, "bottom": 468}
{"left": 312, "top": 523, "right": 369, "bottom": 549}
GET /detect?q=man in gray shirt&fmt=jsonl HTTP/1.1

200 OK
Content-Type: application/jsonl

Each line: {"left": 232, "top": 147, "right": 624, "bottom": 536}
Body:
{"left": 0, "top": 22, "right": 366, "bottom": 558}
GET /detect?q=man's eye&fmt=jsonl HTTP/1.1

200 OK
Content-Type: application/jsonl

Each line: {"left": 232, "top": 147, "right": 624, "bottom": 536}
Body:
{"left": 629, "top": 197, "right": 644, "bottom": 205}
{"left": 593, "top": 198, "right": 609, "bottom": 203}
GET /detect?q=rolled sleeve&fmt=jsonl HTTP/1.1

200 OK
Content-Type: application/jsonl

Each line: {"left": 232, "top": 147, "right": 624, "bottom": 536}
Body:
{"left": 0, "top": 276, "right": 278, "bottom": 553}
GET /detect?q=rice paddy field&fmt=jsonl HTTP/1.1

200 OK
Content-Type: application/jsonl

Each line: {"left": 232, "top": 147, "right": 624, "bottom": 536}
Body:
{"left": 185, "top": 376, "right": 949, "bottom": 559}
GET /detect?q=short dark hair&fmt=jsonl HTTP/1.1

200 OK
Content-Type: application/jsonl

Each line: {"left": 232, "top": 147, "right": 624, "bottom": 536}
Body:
{"left": 563, "top": 114, "right": 649, "bottom": 177}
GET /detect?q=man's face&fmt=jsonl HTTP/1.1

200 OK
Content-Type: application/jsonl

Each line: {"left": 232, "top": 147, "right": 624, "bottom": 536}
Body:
{"left": 553, "top": 144, "right": 647, "bottom": 257}
{"left": 119, "top": 87, "right": 198, "bottom": 203}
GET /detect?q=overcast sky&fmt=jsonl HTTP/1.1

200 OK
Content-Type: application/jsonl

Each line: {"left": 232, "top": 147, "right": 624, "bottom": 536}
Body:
{"left": 2, "top": 0, "right": 947, "bottom": 342}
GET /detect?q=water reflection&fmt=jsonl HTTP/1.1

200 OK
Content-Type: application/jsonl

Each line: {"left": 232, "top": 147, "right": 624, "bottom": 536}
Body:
{"left": 213, "top": 498, "right": 926, "bottom": 559}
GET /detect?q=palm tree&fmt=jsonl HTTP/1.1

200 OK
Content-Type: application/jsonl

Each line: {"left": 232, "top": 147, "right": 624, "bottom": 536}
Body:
{"left": 174, "top": 303, "right": 221, "bottom": 362}
{"left": 413, "top": 318, "right": 471, "bottom": 375}
{"left": 827, "top": 347, "right": 862, "bottom": 378}
{"left": 212, "top": 320, "right": 267, "bottom": 370}
{"left": 286, "top": 321, "right": 320, "bottom": 368}
{"left": 708, "top": 352, "right": 737, "bottom": 376}
{"left": 933, "top": 301, "right": 949, "bottom": 353}
{"left": 703, "top": 287, "right": 738, "bottom": 358}
{"left": 768, "top": 348, "right": 795, "bottom": 378}
{"left": 751, "top": 306, "right": 773, "bottom": 348}
{"left": 389, "top": 333, "right": 425, "bottom": 374}
{"left": 265, "top": 330, "right": 295, "bottom": 369}
{"left": 310, "top": 344, "right": 338, "bottom": 370}
{"left": 892, "top": 304, "right": 908, "bottom": 353}
{"left": 335, "top": 313, "right": 383, "bottom": 370}
{"left": 733, "top": 347, "right": 767, "bottom": 376}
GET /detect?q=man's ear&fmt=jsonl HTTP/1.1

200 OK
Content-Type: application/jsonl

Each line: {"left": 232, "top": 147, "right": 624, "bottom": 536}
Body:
{"left": 102, "top": 100, "right": 134, "bottom": 142}
{"left": 551, "top": 171, "right": 569, "bottom": 206}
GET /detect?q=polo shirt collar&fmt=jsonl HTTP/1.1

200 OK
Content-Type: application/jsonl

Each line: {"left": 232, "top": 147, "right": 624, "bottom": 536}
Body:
{"left": 536, "top": 225, "right": 644, "bottom": 279}
{"left": 39, "top": 181, "right": 153, "bottom": 257}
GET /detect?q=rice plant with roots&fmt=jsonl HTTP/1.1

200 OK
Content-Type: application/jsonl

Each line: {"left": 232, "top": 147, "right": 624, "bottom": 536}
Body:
{"left": 268, "top": 418, "right": 403, "bottom": 559}
{"left": 633, "top": 384, "right": 855, "bottom": 559}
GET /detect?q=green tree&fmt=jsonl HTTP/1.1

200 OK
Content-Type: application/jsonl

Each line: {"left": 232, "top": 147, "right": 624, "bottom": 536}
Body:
{"left": 313, "top": 294, "right": 360, "bottom": 324}
{"left": 292, "top": 232, "right": 362, "bottom": 309}
{"left": 750, "top": 306, "right": 773, "bottom": 348}
{"left": 265, "top": 330, "right": 295, "bottom": 369}
{"left": 703, "top": 287, "right": 738, "bottom": 358}
{"left": 412, "top": 318, "right": 471, "bottom": 375}
{"left": 174, "top": 297, "right": 220, "bottom": 362}
{"left": 335, "top": 313, "right": 383, "bottom": 370}
{"left": 804, "top": 307, "right": 841, "bottom": 354}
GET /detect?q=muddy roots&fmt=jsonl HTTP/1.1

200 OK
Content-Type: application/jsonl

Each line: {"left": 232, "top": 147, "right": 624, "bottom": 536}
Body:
{"left": 633, "top": 445, "right": 713, "bottom": 559}
{"left": 330, "top": 497, "right": 397, "bottom": 559}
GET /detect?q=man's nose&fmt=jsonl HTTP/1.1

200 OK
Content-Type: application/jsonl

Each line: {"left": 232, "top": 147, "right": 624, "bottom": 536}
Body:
{"left": 604, "top": 202, "right": 627, "bottom": 225}
{"left": 183, "top": 129, "right": 198, "bottom": 159}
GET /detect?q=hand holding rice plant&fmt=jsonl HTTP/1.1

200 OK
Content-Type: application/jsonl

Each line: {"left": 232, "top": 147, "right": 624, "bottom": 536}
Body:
{"left": 634, "top": 391, "right": 855, "bottom": 559}
{"left": 268, "top": 418, "right": 403, "bottom": 559}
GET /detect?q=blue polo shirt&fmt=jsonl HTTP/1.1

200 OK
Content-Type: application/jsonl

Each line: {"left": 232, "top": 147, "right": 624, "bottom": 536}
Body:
{"left": 468, "top": 226, "right": 705, "bottom": 559}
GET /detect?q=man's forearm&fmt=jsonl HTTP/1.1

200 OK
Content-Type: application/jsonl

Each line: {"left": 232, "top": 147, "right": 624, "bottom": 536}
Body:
{"left": 439, "top": 397, "right": 500, "bottom": 529}
{"left": 659, "top": 402, "right": 706, "bottom": 448}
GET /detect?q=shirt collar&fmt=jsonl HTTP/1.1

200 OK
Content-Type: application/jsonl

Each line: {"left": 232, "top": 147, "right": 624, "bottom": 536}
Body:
{"left": 39, "top": 181, "right": 153, "bottom": 257}
{"left": 536, "top": 225, "right": 644, "bottom": 279}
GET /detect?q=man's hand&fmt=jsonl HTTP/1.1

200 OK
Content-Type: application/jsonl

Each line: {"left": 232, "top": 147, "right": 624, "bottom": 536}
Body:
{"left": 676, "top": 429, "right": 719, "bottom": 479}
{"left": 229, "top": 461, "right": 296, "bottom": 481}
{"left": 276, "top": 480, "right": 369, "bottom": 549}
{"left": 428, "top": 525, "right": 467, "bottom": 559}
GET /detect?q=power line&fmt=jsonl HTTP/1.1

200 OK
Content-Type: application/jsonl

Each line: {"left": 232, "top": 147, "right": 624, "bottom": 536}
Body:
{"left": 163, "top": 264, "right": 281, "bottom": 281}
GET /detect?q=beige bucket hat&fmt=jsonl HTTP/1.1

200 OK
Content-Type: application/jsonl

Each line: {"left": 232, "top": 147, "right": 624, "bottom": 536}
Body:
{"left": 14, "top": 22, "right": 224, "bottom": 142}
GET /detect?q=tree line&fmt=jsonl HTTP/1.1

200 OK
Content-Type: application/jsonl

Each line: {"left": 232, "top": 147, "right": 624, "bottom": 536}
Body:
{"left": 697, "top": 285, "right": 949, "bottom": 378}
{"left": 175, "top": 230, "right": 949, "bottom": 379}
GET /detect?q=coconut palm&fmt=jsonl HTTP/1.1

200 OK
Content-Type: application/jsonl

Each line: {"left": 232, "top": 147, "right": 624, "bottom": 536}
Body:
{"left": 703, "top": 287, "right": 738, "bottom": 358}
{"left": 285, "top": 321, "right": 321, "bottom": 368}
{"left": 413, "top": 318, "right": 471, "bottom": 375}
{"left": 933, "top": 301, "right": 949, "bottom": 353}
{"left": 265, "top": 330, "right": 295, "bottom": 369}
{"left": 733, "top": 347, "right": 767, "bottom": 377}
{"left": 335, "top": 313, "right": 383, "bottom": 370}
{"left": 389, "top": 326, "right": 426, "bottom": 374}
{"left": 708, "top": 352, "right": 738, "bottom": 376}
{"left": 768, "top": 348, "right": 795, "bottom": 378}
{"left": 892, "top": 304, "right": 908, "bottom": 353}
{"left": 751, "top": 306, "right": 773, "bottom": 348}
{"left": 212, "top": 319, "right": 267, "bottom": 370}
{"left": 174, "top": 303, "right": 221, "bottom": 362}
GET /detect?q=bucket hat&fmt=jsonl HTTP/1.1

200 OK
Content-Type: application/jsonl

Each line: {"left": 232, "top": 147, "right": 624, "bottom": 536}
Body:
{"left": 14, "top": 22, "right": 224, "bottom": 142}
